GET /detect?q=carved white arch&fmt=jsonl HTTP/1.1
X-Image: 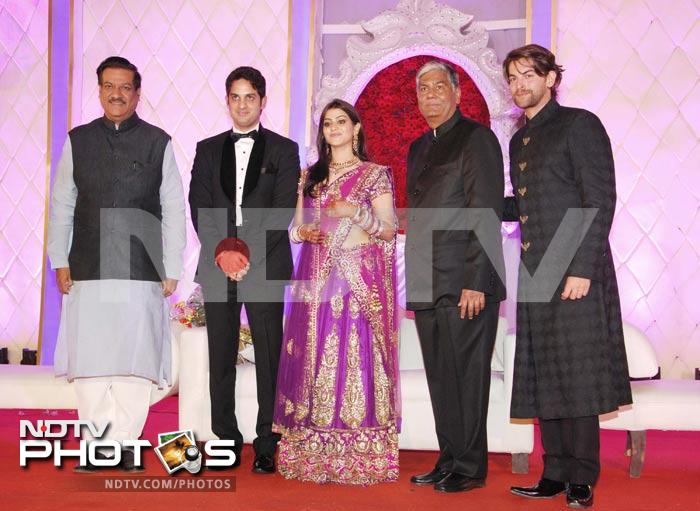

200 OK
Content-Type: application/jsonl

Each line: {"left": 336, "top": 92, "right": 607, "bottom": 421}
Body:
{"left": 312, "top": 0, "right": 520, "bottom": 173}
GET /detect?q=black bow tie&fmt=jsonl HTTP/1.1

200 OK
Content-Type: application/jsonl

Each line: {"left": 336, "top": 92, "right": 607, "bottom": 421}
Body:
{"left": 231, "top": 130, "right": 258, "bottom": 142}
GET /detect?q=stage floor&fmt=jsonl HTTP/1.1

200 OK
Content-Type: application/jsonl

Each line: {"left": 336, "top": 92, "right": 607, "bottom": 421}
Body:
{"left": 2, "top": 397, "right": 698, "bottom": 511}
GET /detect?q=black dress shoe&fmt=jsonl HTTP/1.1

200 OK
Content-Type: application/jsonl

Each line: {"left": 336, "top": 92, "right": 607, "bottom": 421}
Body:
{"left": 567, "top": 484, "right": 593, "bottom": 509}
{"left": 252, "top": 454, "right": 275, "bottom": 474}
{"left": 434, "top": 473, "right": 486, "bottom": 493}
{"left": 410, "top": 467, "right": 450, "bottom": 485}
{"left": 120, "top": 448, "right": 145, "bottom": 472}
{"left": 511, "top": 478, "right": 568, "bottom": 499}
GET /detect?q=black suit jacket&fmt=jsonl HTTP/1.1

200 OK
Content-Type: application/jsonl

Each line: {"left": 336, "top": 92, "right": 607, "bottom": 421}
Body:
{"left": 188, "top": 126, "right": 300, "bottom": 299}
{"left": 405, "top": 110, "right": 506, "bottom": 310}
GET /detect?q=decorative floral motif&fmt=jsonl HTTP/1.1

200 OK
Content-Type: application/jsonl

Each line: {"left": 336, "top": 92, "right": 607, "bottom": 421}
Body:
{"left": 331, "top": 291, "right": 344, "bottom": 320}
{"left": 285, "top": 398, "right": 295, "bottom": 416}
{"left": 277, "top": 425, "right": 399, "bottom": 485}
{"left": 349, "top": 297, "right": 361, "bottom": 319}
{"left": 340, "top": 324, "right": 367, "bottom": 428}
{"left": 372, "top": 334, "right": 392, "bottom": 426}
{"left": 311, "top": 326, "right": 340, "bottom": 427}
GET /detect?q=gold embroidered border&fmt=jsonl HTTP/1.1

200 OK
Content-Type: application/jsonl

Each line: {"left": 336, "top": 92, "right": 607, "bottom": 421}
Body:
{"left": 311, "top": 325, "right": 340, "bottom": 427}
{"left": 277, "top": 425, "right": 399, "bottom": 485}
{"left": 339, "top": 324, "right": 366, "bottom": 428}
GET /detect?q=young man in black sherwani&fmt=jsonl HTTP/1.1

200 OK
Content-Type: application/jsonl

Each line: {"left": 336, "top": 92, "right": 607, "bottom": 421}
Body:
{"left": 504, "top": 45, "right": 632, "bottom": 509}
{"left": 188, "top": 67, "right": 300, "bottom": 474}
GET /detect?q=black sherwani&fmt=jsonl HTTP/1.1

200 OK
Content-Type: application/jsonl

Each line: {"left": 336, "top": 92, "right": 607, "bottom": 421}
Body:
{"left": 405, "top": 109, "right": 506, "bottom": 478}
{"left": 505, "top": 100, "right": 632, "bottom": 485}
{"left": 188, "top": 127, "right": 300, "bottom": 457}
{"left": 505, "top": 99, "right": 632, "bottom": 420}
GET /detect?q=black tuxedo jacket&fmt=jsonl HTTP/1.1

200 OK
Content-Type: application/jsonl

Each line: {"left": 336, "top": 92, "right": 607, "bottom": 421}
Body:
{"left": 405, "top": 110, "right": 506, "bottom": 310}
{"left": 188, "top": 126, "right": 300, "bottom": 296}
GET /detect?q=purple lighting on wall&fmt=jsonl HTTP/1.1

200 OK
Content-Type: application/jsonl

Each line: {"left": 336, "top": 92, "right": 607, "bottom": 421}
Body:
{"left": 40, "top": 0, "right": 71, "bottom": 365}
{"left": 530, "top": 0, "right": 553, "bottom": 50}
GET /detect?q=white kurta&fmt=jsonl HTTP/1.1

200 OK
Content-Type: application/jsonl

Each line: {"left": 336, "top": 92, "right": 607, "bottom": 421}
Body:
{"left": 47, "top": 137, "right": 186, "bottom": 387}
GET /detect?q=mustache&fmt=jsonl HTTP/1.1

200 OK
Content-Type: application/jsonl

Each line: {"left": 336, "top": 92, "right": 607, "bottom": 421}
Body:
{"left": 108, "top": 98, "right": 126, "bottom": 104}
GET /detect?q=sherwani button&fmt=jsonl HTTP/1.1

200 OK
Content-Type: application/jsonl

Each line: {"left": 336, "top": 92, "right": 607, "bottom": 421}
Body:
{"left": 521, "top": 241, "right": 531, "bottom": 252}
{"left": 518, "top": 186, "right": 527, "bottom": 197}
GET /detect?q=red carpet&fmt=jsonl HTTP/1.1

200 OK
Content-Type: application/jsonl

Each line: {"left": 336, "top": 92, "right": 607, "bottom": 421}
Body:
{"left": 2, "top": 397, "right": 698, "bottom": 511}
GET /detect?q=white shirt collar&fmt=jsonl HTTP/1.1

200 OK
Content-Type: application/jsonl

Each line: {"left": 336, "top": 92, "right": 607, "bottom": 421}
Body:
{"left": 232, "top": 123, "right": 260, "bottom": 135}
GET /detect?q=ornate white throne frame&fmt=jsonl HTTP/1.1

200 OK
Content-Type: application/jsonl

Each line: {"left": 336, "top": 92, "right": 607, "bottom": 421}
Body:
{"left": 312, "top": 0, "right": 522, "bottom": 309}
{"left": 312, "top": 0, "right": 518, "bottom": 176}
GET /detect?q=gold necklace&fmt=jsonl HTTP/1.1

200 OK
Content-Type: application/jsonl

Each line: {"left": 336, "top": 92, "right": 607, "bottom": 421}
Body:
{"left": 329, "top": 157, "right": 359, "bottom": 173}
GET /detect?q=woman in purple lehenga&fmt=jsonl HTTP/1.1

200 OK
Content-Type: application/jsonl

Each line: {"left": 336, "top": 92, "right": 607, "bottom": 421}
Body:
{"left": 272, "top": 99, "right": 400, "bottom": 484}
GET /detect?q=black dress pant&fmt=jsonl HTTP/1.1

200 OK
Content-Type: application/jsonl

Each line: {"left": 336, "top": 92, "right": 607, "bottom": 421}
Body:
{"left": 202, "top": 286, "right": 284, "bottom": 457}
{"left": 414, "top": 302, "right": 499, "bottom": 478}
{"left": 540, "top": 415, "right": 600, "bottom": 485}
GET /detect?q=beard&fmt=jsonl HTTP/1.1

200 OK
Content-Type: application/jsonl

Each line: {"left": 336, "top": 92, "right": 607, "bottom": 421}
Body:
{"left": 513, "top": 88, "right": 547, "bottom": 110}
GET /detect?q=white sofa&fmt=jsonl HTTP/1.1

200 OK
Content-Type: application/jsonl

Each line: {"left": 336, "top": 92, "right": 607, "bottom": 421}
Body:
{"left": 178, "top": 316, "right": 535, "bottom": 473}
{"left": 599, "top": 323, "right": 700, "bottom": 477}
{"left": 0, "top": 325, "right": 182, "bottom": 409}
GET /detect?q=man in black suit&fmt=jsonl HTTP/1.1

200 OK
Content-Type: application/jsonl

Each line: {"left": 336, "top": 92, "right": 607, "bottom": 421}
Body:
{"left": 405, "top": 61, "right": 506, "bottom": 493}
{"left": 188, "top": 66, "right": 300, "bottom": 474}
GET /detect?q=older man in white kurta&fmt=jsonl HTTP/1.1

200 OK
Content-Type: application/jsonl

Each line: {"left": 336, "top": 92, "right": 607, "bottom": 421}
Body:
{"left": 47, "top": 56, "right": 186, "bottom": 472}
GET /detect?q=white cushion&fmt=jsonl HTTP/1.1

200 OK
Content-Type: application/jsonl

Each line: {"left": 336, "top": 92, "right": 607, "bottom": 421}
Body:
{"left": 398, "top": 317, "right": 423, "bottom": 370}
{"left": 0, "top": 322, "right": 181, "bottom": 409}
{"left": 490, "top": 317, "right": 508, "bottom": 372}
{"left": 623, "top": 323, "right": 659, "bottom": 378}
{"left": 600, "top": 379, "right": 700, "bottom": 431}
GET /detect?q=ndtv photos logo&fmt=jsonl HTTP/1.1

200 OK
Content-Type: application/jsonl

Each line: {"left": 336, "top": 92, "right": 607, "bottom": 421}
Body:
{"left": 19, "top": 420, "right": 237, "bottom": 474}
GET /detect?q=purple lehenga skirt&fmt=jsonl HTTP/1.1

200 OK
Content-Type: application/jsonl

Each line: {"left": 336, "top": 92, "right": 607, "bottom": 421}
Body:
{"left": 273, "top": 240, "right": 400, "bottom": 484}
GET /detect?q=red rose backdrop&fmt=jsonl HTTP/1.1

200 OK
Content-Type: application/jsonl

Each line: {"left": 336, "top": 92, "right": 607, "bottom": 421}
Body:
{"left": 354, "top": 55, "right": 491, "bottom": 215}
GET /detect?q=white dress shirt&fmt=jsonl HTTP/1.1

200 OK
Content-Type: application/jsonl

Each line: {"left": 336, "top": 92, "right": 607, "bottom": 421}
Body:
{"left": 232, "top": 123, "right": 259, "bottom": 226}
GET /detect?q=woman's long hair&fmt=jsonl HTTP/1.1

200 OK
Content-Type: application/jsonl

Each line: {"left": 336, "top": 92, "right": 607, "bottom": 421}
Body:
{"left": 304, "top": 99, "right": 368, "bottom": 197}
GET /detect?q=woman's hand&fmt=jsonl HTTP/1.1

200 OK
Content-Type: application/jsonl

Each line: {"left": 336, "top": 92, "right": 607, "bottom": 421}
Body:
{"left": 300, "top": 223, "right": 325, "bottom": 244}
{"left": 325, "top": 199, "right": 357, "bottom": 219}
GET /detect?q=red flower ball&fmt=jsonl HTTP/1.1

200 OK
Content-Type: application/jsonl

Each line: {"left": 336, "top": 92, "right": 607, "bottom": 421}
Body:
{"left": 214, "top": 237, "right": 250, "bottom": 274}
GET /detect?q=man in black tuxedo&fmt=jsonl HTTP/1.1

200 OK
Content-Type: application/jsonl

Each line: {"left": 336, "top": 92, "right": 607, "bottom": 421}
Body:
{"left": 188, "top": 66, "right": 300, "bottom": 474}
{"left": 405, "top": 61, "right": 506, "bottom": 492}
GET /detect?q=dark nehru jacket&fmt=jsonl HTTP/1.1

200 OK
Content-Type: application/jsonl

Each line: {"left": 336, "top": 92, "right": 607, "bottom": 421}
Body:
{"left": 68, "top": 113, "right": 170, "bottom": 282}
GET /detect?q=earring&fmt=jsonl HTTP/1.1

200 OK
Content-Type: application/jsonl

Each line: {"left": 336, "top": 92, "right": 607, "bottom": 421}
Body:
{"left": 352, "top": 134, "right": 359, "bottom": 154}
